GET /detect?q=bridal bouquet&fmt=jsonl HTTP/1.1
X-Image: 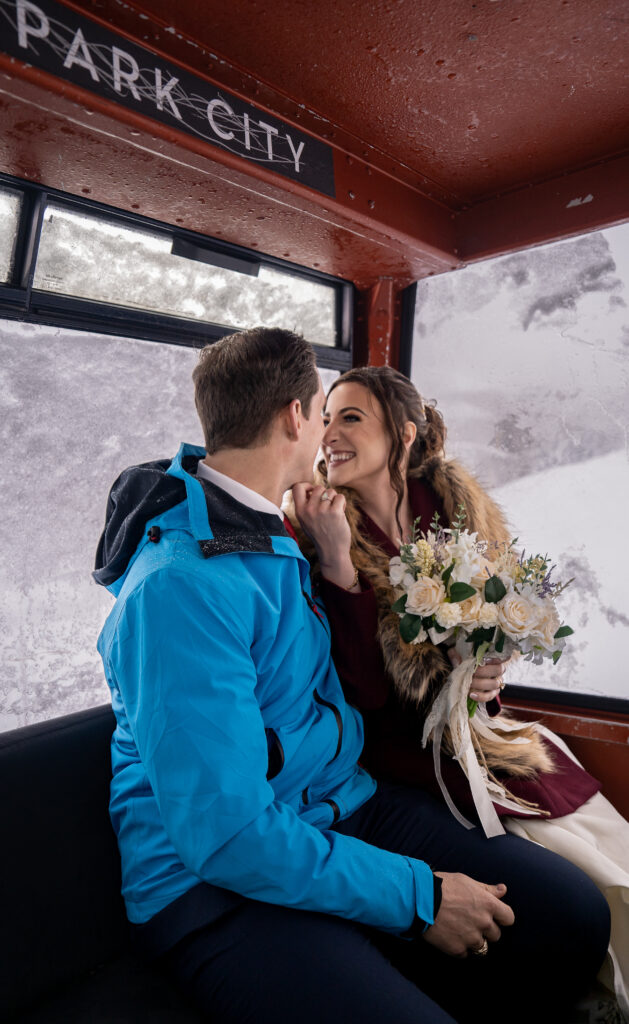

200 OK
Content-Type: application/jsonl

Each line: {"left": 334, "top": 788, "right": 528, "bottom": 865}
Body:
{"left": 389, "top": 507, "right": 573, "bottom": 836}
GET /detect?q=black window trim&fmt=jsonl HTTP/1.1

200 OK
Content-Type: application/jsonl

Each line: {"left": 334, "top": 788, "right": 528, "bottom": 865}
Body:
{"left": 0, "top": 172, "right": 353, "bottom": 369}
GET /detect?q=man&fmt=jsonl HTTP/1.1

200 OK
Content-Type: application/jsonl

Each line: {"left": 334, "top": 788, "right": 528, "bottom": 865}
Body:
{"left": 95, "top": 327, "right": 609, "bottom": 1023}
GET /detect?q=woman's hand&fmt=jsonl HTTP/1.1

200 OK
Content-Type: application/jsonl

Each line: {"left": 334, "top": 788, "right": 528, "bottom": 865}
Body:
{"left": 448, "top": 649, "right": 506, "bottom": 703}
{"left": 292, "top": 483, "right": 359, "bottom": 591}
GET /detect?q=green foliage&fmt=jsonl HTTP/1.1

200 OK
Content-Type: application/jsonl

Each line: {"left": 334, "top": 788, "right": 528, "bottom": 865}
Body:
{"left": 400, "top": 614, "right": 423, "bottom": 644}
{"left": 441, "top": 562, "right": 454, "bottom": 587}
{"left": 484, "top": 575, "right": 507, "bottom": 603}
{"left": 474, "top": 641, "right": 491, "bottom": 665}
{"left": 449, "top": 582, "right": 477, "bottom": 603}
{"left": 552, "top": 650, "right": 562, "bottom": 664}
{"left": 553, "top": 625, "right": 574, "bottom": 639}
{"left": 494, "top": 627, "right": 505, "bottom": 653}
{"left": 467, "top": 698, "right": 478, "bottom": 718}
{"left": 429, "top": 510, "right": 441, "bottom": 532}
{"left": 391, "top": 594, "right": 407, "bottom": 614}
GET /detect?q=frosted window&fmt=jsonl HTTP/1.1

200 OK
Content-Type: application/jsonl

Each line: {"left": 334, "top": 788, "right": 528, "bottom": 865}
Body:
{"left": 411, "top": 223, "right": 629, "bottom": 702}
{"left": 0, "top": 320, "right": 202, "bottom": 732}
{"left": 0, "top": 188, "right": 21, "bottom": 283}
{"left": 33, "top": 205, "right": 337, "bottom": 346}
{"left": 0, "top": 319, "right": 336, "bottom": 732}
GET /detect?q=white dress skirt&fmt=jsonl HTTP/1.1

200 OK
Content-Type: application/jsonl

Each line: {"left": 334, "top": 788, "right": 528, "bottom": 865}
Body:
{"left": 504, "top": 730, "right": 629, "bottom": 1022}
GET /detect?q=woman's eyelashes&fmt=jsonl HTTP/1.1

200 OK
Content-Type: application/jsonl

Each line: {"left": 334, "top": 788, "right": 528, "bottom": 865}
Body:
{"left": 322, "top": 414, "right": 361, "bottom": 428}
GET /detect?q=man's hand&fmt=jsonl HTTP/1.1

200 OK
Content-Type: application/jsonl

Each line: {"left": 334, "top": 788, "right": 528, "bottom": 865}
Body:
{"left": 423, "top": 872, "right": 515, "bottom": 957}
{"left": 292, "top": 483, "right": 357, "bottom": 590}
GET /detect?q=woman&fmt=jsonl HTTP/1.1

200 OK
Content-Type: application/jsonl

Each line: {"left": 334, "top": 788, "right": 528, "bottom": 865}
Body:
{"left": 292, "top": 365, "right": 628, "bottom": 1020}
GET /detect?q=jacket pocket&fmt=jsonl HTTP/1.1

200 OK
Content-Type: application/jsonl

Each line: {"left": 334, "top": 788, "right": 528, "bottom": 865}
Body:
{"left": 314, "top": 690, "right": 343, "bottom": 763}
{"left": 265, "top": 727, "right": 285, "bottom": 780}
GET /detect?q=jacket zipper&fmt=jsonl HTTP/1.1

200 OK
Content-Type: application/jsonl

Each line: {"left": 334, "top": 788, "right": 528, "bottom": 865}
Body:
{"left": 302, "top": 589, "right": 330, "bottom": 637}
{"left": 314, "top": 689, "right": 343, "bottom": 763}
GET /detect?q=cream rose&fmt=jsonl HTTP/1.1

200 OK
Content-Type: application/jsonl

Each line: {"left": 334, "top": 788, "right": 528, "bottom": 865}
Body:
{"left": 470, "top": 558, "right": 494, "bottom": 591}
{"left": 457, "top": 592, "right": 484, "bottom": 627}
{"left": 533, "top": 603, "right": 561, "bottom": 651}
{"left": 497, "top": 590, "right": 540, "bottom": 640}
{"left": 435, "top": 602, "right": 462, "bottom": 628}
{"left": 406, "top": 576, "right": 446, "bottom": 617}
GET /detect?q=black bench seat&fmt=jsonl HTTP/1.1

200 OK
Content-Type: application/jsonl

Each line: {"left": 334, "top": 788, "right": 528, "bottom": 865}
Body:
{"left": 0, "top": 705, "right": 204, "bottom": 1022}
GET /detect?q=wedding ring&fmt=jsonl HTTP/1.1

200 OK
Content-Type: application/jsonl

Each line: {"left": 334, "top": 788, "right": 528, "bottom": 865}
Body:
{"left": 498, "top": 678, "right": 505, "bottom": 691}
{"left": 472, "top": 939, "right": 489, "bottom": 956}
{"left": 320, "top": 490, "right": 332, "bottom": 501}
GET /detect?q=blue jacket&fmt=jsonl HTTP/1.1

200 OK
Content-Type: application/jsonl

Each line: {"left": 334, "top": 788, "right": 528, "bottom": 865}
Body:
{"left": 95, "top": 443, "right": 434, "bottom": 930}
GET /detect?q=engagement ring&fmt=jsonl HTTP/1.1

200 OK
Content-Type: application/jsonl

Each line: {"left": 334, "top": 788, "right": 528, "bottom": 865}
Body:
{"left": 472, "top": 939, "right": 489, "bottom": 956}
{"left": 320, "top": 491, "right": 332, "bottom": 501}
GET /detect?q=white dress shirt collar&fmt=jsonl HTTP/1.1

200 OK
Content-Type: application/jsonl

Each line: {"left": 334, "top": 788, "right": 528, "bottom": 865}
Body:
{"left": 196, "top": 459, "right": 284, "bottom": 521}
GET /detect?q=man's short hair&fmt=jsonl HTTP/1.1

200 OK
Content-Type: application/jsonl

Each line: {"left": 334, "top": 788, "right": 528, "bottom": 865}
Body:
{"left": 192, "top": 327, "right": 320, "bottom": 454}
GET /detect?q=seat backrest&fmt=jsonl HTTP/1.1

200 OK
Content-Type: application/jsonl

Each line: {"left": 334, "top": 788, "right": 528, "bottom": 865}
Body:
{"left": 0, "top": 705, "right": 128, "bottom": 1018}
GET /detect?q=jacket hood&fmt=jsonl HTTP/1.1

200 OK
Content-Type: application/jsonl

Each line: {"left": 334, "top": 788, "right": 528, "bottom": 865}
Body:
{"left": 94, "top": 443, "right": 292, "bottom": 589}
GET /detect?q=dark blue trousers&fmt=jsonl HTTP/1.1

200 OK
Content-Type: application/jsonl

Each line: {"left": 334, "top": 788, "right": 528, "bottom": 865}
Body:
{"left": 136, "top": 783, "right": 610, "bottom": 1024}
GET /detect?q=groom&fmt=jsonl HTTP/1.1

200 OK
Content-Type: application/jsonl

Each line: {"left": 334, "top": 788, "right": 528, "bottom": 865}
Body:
{"left": 94, "top": 326, "right": 609, "bottom": 1024}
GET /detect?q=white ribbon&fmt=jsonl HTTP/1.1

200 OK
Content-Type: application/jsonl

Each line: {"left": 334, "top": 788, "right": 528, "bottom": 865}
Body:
{"left": 422, "top": 656, "right": 545, "bottom": 839}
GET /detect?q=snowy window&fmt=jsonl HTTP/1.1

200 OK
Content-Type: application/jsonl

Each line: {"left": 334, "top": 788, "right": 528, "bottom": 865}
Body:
{"left": 33, "top": 204, "right": 337, "bottom": 346}
{"left": 0, "top": 187, "right": 21, "bottom": 283}
{"left": 0, "top": 321, "right": 202, "bottom": 732}
{"left": 0, "top": 318, "right": 335, "bottom": 732}
{"left": 411, "top": 223, "right": 629, "bottom": 702}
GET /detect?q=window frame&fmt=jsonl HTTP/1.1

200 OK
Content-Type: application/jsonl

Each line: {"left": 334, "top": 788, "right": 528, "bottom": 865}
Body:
{"left": 0, "top": 173, "right": 353, "bottom": 370}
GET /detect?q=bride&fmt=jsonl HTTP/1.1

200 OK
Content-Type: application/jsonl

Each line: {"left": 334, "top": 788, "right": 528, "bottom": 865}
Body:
{"left": 292, "top": 365, "right": 629, "bottom": 1021}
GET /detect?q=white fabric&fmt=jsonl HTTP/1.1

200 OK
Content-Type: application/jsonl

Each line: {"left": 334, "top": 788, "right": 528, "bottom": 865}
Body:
{"left": 196, "top": 460, "right": 284, "bottom": 520}
{"left": 421, "top": 655, "right": 545, "bottom": 838}
{"left": 504, "top": 731, "right": 629, "bottom": 1023}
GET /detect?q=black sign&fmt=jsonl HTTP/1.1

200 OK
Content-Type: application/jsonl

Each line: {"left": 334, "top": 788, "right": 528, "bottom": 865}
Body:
{"left": 0, "top": 0, "right": 336, "bottom": 197}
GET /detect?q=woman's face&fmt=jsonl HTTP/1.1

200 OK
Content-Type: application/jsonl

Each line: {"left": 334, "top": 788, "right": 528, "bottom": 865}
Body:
{"left": 321, "top": 382, "right": 393, "bottom": 493}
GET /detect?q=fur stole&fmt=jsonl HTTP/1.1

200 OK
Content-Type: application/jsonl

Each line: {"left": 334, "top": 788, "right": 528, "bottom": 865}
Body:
{"left": 291, "top": 457, "right": 553, "bottom": 781}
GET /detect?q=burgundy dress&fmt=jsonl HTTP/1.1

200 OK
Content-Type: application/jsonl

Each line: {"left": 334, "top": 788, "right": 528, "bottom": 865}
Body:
{"left": 319, "top": 478, "right": 600, "bottom": 820}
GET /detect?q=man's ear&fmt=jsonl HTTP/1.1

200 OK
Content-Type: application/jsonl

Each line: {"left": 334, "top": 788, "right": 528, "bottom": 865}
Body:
{"left": 403, "top": 420, "right": 417, "bottom": 451}
{"left": 284, "top": 398, "right": 302, "bottom": 440}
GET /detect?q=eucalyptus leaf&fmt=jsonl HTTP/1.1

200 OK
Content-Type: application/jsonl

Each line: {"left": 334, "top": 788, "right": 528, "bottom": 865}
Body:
{"left": 484, "top": 576, "right": 507, "bottom": 604}
{"left": 554, "top": 625, "right": 574, "bottom": 639}
{"left": 552, "top": 650, "right": 562, "bottom": 664}
{"left": 391, "top": 594, "right": 407, "bottom": 614}
{"left": 441, "top": 562, "right": 454, "bottom": 586}
{"left": 495, "top": 627, "right": 505, "bottom": 653}
{"left": 449, "top": 582, "right": 477, "bottom": 603}
{"left": 400, "top": 614, "right": 423, "bottom": 644}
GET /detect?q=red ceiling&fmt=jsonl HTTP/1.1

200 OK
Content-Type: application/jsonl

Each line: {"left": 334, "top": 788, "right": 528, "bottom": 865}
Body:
{"left": 131, "top": 0, "right": 629, "bottom": 204}
{"left": 0, "top": 0, "right": 627, "bottom": 287}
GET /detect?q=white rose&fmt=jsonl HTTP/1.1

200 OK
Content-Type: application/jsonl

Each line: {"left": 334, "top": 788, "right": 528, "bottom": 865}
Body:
{"left": 446, "top": 533, "right": 487, "bottom": 585}
{"left": 477, "top": 602, "right": 499, "bottom": 628}
{"left": 406, "top": 576, "right": 446, "bottom": 617}
{"left": 497, "top": 590, "right": 541, "bottom": 640}
{"left": 435, "top": 602, "right": 462, "bottom": 628}
{"left": 410, "top": 628, "right": 428, "bottom": 646}
{"left": 389, "top": 557, "right": 406, "bottom": 586}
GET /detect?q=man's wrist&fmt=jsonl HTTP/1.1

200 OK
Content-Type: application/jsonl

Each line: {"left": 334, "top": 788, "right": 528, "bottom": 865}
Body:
{"left": 403, "top": 873, "right": 443, "bottom": 938}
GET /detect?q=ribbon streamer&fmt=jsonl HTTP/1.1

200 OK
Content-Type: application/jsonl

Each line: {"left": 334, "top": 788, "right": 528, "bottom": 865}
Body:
{"left": 422, "top": 656, "right": 545, "bottom": 838}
